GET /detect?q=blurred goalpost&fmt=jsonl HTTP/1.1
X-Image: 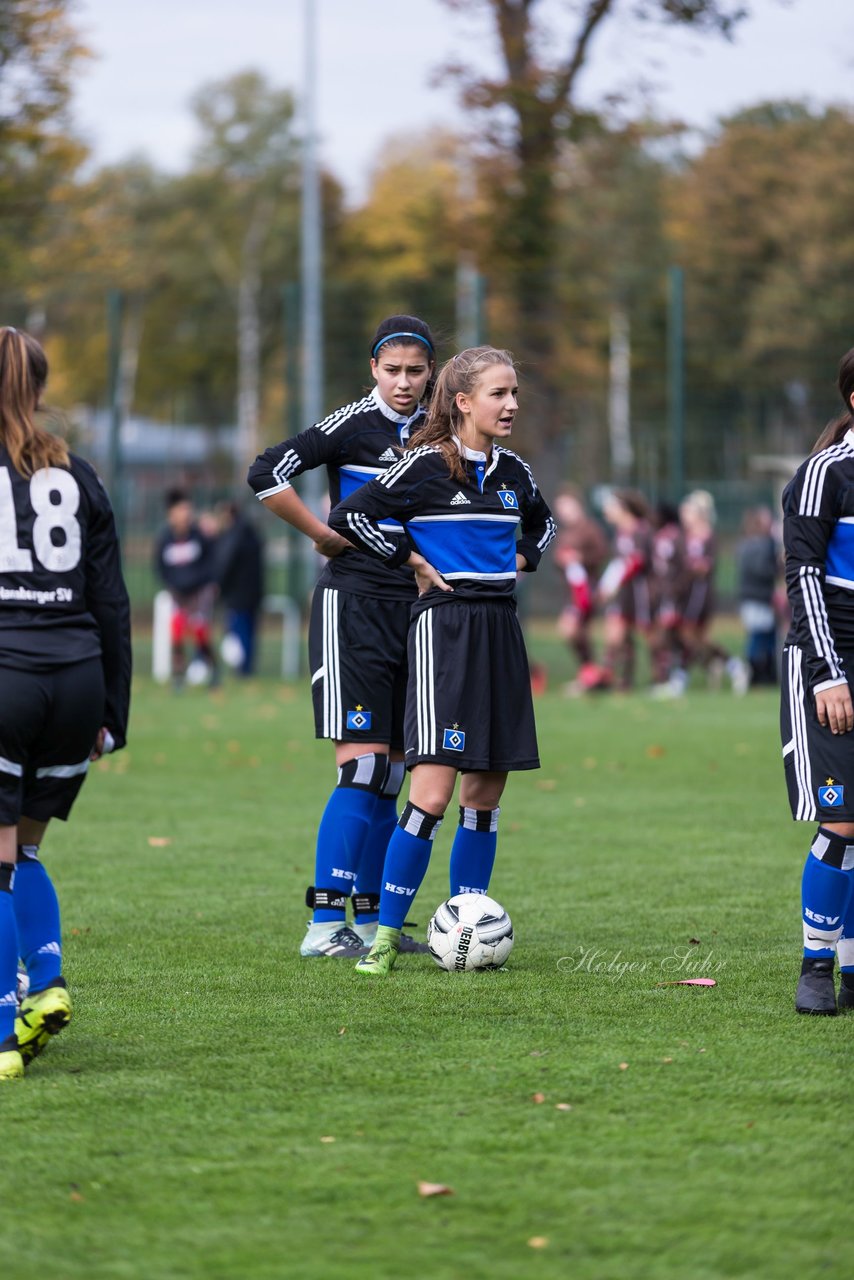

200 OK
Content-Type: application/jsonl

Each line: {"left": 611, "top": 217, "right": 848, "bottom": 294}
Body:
{"left": 151, "top": 590, "right": 301, "bottom": 682}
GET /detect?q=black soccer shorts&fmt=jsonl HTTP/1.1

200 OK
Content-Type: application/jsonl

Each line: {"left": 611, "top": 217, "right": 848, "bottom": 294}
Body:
{"left": 308, "top": 587, "right": 410, "bottom": 748}
{"left": 782, "top": 643, "right": 854, "bottom": 823}
{"left": 404, "top": 598, "right": 540, "bottom": 772}
{"left": 0, "top": 658, "right": 105, "bottom": 825}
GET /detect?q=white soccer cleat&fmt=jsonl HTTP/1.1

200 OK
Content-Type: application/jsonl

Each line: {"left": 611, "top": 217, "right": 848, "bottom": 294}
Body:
{"left": 299, "top": 921, "right": 369, "bottom": 958}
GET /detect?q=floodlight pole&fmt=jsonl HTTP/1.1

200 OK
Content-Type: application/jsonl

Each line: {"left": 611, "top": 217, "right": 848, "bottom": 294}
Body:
{"left": 667, "top": 265, "right": 685, "bottom": 500}
{"left": 106, "top": 287, "right": 125, "bottom": 537}
{"left": 300, "top": 0, "right": 324, "bottom": 519}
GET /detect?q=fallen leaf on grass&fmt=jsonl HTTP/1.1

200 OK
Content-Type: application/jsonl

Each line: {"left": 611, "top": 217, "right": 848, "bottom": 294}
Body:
{"left": 555, "top": 1103, "right": 572, "bottom": 1111}
{"left": 661, "top": 1057, "right": 673, "bottom": 1064}
{"left": 529, "top": 1050, "right": 547, "bottom": 1058}
{"left": 531, "top": 1092, "right": 546, "bottom": 1104}
{"left": 147, "top": 836, "right": 171, "bottom": 848}
{"left": 319, "top": 1136, "right": 336, "bottom": 1144}
{"left": 69, "top": 1185, "right": 84, "bottom": 1203}
{"left": 338, "top": 1027, "right": 347, "bottom": 1036}
{"left": 655, "top": 978, "right": 716, "bottom": 987}
{"left": 619, "top": 1062, "right": 629, "bottom": 1071}
{"left": 688, "top": 937, "right": 701, "bottom": 945}
{"left": 417, "top": 1181, "right": 454, "bottom": 1197}
{"left": 645, "top": 744, "right": 666, "bottom": 759}
{"left": 528, "top": 1237, "right": 549, "bottom": 1249}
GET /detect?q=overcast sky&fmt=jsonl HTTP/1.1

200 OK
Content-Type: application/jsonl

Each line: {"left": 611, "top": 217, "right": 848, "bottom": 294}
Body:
{"left": 71, "top": 0, "right": 854, "bottom": 203}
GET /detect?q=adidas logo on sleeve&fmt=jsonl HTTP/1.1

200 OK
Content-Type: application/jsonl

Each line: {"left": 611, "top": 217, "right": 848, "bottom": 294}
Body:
{"left": 450, "top": 491, "right": 471, "bottom": 506}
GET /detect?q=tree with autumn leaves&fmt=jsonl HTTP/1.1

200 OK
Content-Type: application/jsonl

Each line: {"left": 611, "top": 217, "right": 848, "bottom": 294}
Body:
{"left": 5, "top": 0, "right": 854, "bottom": 493}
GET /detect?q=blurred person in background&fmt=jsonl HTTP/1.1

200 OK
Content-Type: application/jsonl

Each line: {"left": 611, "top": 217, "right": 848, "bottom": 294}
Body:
{"left": 553, "top": 485, "right": 609, "bottom": 695}
{"left": 597, "top": 490, "right": 653, "bottom": 692}
{"left": 248, "top": 315, "right": 436, "bottom": 959}
{"left": 215, "top": 501, "right": 265, "bottom": 677}
{"left": 153, "top": 487, "right": 218, "bottom": 688}
{"left": 649, "top": 500, "right": 689, "bottom": 697}
{"left": 678, "top": 489, "right": 748, "bottom": 694}
{"left": 736, "top": 506, "right": 781, "bottom": 687}
{"left": 0, "top": 326, "right": 131, "bottom": 1081}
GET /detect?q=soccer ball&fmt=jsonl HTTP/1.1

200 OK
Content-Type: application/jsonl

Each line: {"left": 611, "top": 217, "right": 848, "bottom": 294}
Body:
{"left": 185, "top": 657, "right": 211, "bottom": 686}
{"left": 427, "top": 893, "right": 514, "bottom": 972}
{"left": 220, "top": 632, "right": 245, "bottom": 669}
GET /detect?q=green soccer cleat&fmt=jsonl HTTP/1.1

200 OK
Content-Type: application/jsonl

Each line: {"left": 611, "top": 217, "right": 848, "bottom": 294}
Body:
{"left": 0, "top": 1042, "right": 24, "bottom": 1081}
{"left": 15, "top": 981, "right": 72, "bottom": 1065}
{"left": 354, "top": 926, "right": 401, "bottom": 977}
{"left": 353, "top": 921, "right": 430, "bottom": 954}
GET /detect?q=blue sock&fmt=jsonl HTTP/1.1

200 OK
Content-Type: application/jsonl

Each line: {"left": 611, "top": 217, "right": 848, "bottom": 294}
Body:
{"left": 838, "top": 870, "right": 854, "bottom": 979}
{"left": 13, "top": 847, "right": 62, "bottom": 993}
{"left": 0, "top": 864, "right": 18, "bottom": 1046}
{"left": 450, "top": 805, "right": 499, "bottom": 897}
{"left": 312, "top": 755, "right": 386, "bottom": 923}
{"left": 378, "top": 803, "right": 443, "bottom": 930}
{"left": 801, "top": 829, "right": 854, "bottom": 959}
{"left": 353, "top": 761, "right": 405, "bottom": 924}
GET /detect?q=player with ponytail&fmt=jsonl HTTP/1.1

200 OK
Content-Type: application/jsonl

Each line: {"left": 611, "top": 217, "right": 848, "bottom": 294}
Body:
{"left": 0, "top": 327, "right": 131, "bottom": 1079}
{"left": 329, "top": 346, "right": 556, "bottom": 976}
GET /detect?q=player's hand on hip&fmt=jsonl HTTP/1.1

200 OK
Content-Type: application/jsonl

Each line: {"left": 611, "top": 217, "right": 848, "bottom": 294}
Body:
{"left": 816, "top": 683, "right": 854, "bottom": 735}
{"left": 89, "top": 727, "right": 116, "bottom": 761}
{"left": 407, "top": 552, "right": 453, "bottom": 596}
{"left": 313, "top": 530, "right": 351, "bottom": 558}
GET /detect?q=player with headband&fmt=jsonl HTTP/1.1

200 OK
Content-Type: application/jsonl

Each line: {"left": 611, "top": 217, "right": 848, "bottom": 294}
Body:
{"left": 248, "top": 315, "right": 436, "bottom": 957}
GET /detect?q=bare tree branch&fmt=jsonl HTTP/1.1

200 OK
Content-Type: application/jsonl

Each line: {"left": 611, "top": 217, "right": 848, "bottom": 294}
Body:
{"left": 552, "top": 0, "right": 616, "bottom": 108}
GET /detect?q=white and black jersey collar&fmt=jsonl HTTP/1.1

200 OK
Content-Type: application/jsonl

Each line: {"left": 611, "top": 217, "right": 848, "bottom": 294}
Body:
{"left": 371, "top": 386, "right": 425, "bottom": 441}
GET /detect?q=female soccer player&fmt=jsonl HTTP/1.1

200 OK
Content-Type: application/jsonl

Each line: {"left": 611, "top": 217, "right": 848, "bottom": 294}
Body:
{"left": 782, "top": 348, "right": 854, "bottom": 1015}
{"left": 328, "top": 345, "right": 556, "bottom": 976}
{"left": 678, "top": 489, "right": 748, "bottom": 693}
{"left": 248, "top": 316, "right": 436, "bottom": 957}
{"left": 0, "top": 326, "right": 131, "bottom": 1080}
{"left": 597, "top": 489, "right": 653, "bottom": 691}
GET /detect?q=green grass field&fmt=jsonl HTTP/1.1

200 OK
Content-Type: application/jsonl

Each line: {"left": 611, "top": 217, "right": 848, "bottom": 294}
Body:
{"left": 1, "top": 626, "right": 848, "bottom": 1280}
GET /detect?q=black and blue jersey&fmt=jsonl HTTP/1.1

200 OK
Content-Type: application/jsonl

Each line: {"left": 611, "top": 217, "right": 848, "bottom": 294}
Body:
{"left": 0, "top": 446, "right": 132, "bottom": 748}
{"left": 782, "top": 429, "right": 854, "bottom": 692}
{"left": 247, "top": 387, "right": 425, "bottom": 601}
{"left": 328, "top": 441, "right": 556, "bottom": 614}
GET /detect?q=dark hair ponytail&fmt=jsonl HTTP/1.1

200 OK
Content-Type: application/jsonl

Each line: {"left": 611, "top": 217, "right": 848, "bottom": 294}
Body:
{"left": 812, "top": 348, "right": 854, "bottom": 454}
{"left": 0, "top": 327, "right": 68, "bottom": 476}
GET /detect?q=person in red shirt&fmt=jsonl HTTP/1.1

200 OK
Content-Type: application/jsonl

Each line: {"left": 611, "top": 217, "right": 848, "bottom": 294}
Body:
{"left": 553, "top": 486, "right": 609, "bottom": 693}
